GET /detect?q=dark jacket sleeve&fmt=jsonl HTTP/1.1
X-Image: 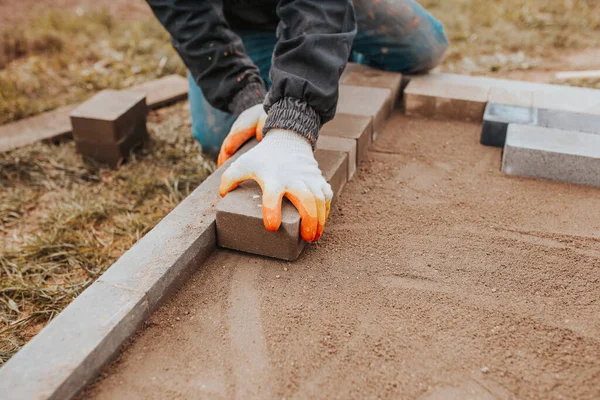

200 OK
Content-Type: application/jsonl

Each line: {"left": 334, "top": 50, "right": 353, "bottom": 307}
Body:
{"left": 146, "top": 0, "right": 266, "bottom": 115}
{"left": 262, "top": 0, "right": 357, "bottom": 147}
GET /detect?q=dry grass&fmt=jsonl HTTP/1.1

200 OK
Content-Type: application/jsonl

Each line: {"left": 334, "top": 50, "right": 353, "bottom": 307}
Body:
{"left": 1, "top": 0, "right": 600, "bottom": 365}
{"left": 423, "top": 0, "right": 600, "bottom": 88}
{"left": 0, "top": 102, "right": 215, "bottom": 364}
{"left": 0, "top": 8, "right": 185, "bottom": 124}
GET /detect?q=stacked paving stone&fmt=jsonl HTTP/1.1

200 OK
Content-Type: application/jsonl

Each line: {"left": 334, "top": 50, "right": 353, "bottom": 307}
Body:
{"left": 216, "top": 64, "right": 400, "bottom": 260}
{"left": 70, "top": 90, "right": 149, "bottom": 167}
{"left": 403, "top": 72, "right": 600, "bottom": 188}
{"left": 0, "top": 74, "right": 188, "bottom": 153}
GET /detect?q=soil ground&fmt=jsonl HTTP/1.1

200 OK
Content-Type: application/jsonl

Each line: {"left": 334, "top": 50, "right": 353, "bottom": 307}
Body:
{"left": 2, "top": 0, "right": 600, "bottom": 364}
{"left": 82, "top": 114, "right": 600, "bottom": 400}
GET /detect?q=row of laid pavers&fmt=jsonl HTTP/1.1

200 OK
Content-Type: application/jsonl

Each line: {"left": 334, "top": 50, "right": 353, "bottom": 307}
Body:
{"left": 0, "top": 64, "right": 403, "bottom": 400}
{"left": 403, "top": 72, "right": 600, "bottom": 188}
{"left": 0, "top": 74, "right": 189, "bottom": 153}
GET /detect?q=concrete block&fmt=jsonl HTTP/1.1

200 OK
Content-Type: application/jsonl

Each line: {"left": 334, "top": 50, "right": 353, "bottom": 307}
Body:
{"left": 314, "top": 149, "right": 349, "bottom": 198}
{"left": 320, "top": 113, "right": 372, "bottom": 164}
{"left": 75, "top": 121, "right": 147, "bottom": 167}
{"left": 216, "top": 182, "right": 305, "bottom": 261}
{"left": 488, "top": 86, "right": 534, "bottom": 108}
{"left": 537, "top": 108, "right": 600, "bottom": 135}
{"left": 216, "top": 148, "right": 348, "bottom": 260}
{"left": 337, "top": 85, "right": 392, "bottom": 139}
{"left": 0, "top": 281, "right": 148, "bottom": 400}
{"left": 533, "top": 85, "right": 600, "bottom": 116}
{"left": 316, "top": 135, "right": 357, "bottom": 179}
{"left": 502, "top": 124, "right": 600, "bottom": 187}
{"left": 99, "top": 141, "right": 257, "bottom": 310}
{"left": 127, "top": 74, "right": 188, "bottom": 109}
{"left": 341, "top": 64, "right": 403, "bottom": 111}
{"left": 70, "top": 89, "right": 148, "bottom": 145}
{"left": 404, "top": 76, "right": 490, "bottom": 122}
{"left": 481, "top": 103, "right": 538, "bottom": 147}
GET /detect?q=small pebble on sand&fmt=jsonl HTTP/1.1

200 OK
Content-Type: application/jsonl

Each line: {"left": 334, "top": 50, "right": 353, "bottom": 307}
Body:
{"left": 481, "top": 366, "right": 490, "bottom": 373}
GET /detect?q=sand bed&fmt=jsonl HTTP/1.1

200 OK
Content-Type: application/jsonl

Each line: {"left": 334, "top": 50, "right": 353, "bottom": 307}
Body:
{"left": 83, "top": 114, "right": 600, "bottom": 400}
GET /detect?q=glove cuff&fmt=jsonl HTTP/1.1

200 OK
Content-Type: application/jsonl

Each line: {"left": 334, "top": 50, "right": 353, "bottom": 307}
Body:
{"left": 229, "top": 82, "right": 267, "bottom": 116}
{"left": 263, "top": 98, "right": 321, "bottom": 150}
{"left": 261, "top": 129, "right": 313, "bottom": 153}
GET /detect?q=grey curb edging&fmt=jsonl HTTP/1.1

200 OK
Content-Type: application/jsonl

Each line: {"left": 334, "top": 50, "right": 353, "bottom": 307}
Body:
{"left": 0, "top": 142, "right": 255, "bottom": 400}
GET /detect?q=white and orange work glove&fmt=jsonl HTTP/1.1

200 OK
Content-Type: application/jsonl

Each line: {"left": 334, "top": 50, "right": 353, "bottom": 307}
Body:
{"left": 217, "top": 104, "right": 267, "bottom": 167}
{"left": 220, "top": 129, "right": 333, "bottom": 242}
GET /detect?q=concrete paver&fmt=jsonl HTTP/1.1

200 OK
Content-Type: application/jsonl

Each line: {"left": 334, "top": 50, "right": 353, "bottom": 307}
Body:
{"left": 341, "top": 63, "right": 402, "bottom": 112}
{"left": 404, "top": 76, "right": 490, "bottom": 122}
{"left": 537, "top": 108, "right": 600, "bottom": 134}
{"left": 70, "top": 90, "right": 148, "bottom": 167}
{"left": 316, "top": 135, "right": 357, "bottom": 179}
{"left": 502, "top": 124, "right": 600, "bottom": 187}
{"left": 481, "top": 103, "right": 538, "bottom": 147}
{"left": 216, "top": 149, "right": 349, "bottom": 260}
{"left": 336, "top": 85, "right": 392, "bottom": 138}
{"left": 320, "top": 113, "right": 372, "bottom": 164}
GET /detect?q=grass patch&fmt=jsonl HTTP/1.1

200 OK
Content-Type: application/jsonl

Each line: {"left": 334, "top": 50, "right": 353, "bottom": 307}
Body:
{"left": 422, "top": 0, "right": 600, "bottom": 74}
{"left": 0, "top": 102, "right": 215, "bottom": 364}
{"left": 0, "top": 8, "right": 185, "bottom": 124}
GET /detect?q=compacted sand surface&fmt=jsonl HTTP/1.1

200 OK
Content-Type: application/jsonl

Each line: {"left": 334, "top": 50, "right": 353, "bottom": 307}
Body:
{"left": 83, "top": 115, "right": 600, "bottom": 400}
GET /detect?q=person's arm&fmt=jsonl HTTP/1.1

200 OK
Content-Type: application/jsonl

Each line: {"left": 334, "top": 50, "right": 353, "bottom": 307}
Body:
{"left": 146, "top": 0, "right": 266, "bottom": 115}
{"left": 262, "top": 0, "right": 357, "bottom": 147}
{"left": 220, "top": 1, "right": 357, "bottom": 242}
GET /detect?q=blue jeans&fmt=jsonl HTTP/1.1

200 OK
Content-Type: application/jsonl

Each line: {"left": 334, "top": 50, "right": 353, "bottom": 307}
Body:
{"left": 189, "top": 0, "right": 449, "bottom": 155}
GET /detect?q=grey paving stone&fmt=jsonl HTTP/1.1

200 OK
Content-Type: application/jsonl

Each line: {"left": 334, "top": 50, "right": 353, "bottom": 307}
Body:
{"left": 216, "top": 181, "right": 305, "bottom": 261}
{"left": 533, "top": 85, "right": 600, "bottom": 115}
{"left": 537, "top": 108, "right": 600, "bottom": 135}
{"left": 99, "top": 141, "right": 257, "bottom": 310}
{"left": 481, "top": 103, "right": 538, "bottom": 147}
{"left": 70, "top": 90, "right": 148, "bottom": 144}
{"left": 336, "top": 85, "right": 392, "bottom": 139}
{"left": 316, "top": 135, "right": 357, "bottom": 179}
{"left": 502, "top": 124, "right": 600, "bottom": 187}
{"left": 216, "top": 148, "right": 348, "bottom": 260}
{"left": 404, "top": 76, "right": 490, "bottom": 122}
{"left": 340, "top": 64, "right": 403, "bottom": 112}
{"left": 320, "top": 113, "right": 372, "bottom": 165}
{"left": 314, "top": 149, "right": 349, "bottom": 200}
{"left": 488, "top": 86, "right": 534, "bottom": 108}
{"left": 0, "top": 281, "right": 148, "bottom": 400}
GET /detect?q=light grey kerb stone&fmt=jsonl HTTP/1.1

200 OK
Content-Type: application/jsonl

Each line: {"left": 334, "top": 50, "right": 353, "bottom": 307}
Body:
{"left": 0, "top": 281, "right": 148, "bottom": 400}
{"left": 502, "top": 124, "right": 600, "bottom": 187}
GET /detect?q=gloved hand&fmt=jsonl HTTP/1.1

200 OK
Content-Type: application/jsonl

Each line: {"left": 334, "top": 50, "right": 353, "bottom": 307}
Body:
{"left": 220, "top": 129, "right": 333, "bottom": 242}
{"left": 218, "top": 104, "right": 267, "bottom": 167}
